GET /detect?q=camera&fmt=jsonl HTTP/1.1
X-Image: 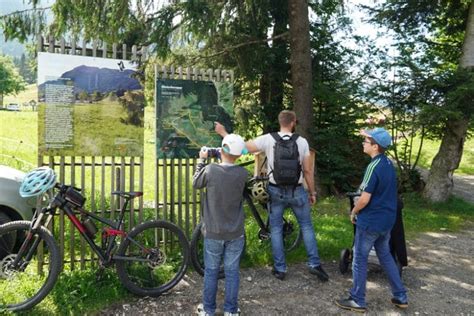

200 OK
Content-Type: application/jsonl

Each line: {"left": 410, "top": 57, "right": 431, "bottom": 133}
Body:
{"left": 201, "top": 146, "right": 221, "bottom": 159}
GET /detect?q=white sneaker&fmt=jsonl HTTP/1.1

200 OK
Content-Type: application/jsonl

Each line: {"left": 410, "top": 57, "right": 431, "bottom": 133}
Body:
{"left": 224, "top": 308, "right": 241, "bottom": 316}
{"left": 196, "top": 303, "right": 211, "bottom": 316}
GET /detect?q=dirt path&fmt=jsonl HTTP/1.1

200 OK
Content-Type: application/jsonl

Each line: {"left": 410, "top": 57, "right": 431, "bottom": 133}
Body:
{"left": 100, "top": 227, "right": 474, "bottom": 315}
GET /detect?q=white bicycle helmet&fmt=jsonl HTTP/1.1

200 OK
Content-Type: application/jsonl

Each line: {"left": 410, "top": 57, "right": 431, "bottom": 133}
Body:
{"left": 251, "top": 181, "right": 269, "bottom": 203}
{"left": 19, "top": 167, "right": 56, "bottom": 197}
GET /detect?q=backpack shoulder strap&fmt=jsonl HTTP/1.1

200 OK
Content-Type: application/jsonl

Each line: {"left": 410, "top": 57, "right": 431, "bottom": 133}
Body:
{"left": 290, "top": 133, "right": 299, "bottom": 141}
{"left": 270, "top": 132, "right": 281, "bottom": 142}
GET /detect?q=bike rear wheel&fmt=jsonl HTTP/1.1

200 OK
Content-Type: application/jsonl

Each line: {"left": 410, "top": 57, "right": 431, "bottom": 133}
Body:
{"left": 0, "top": 221, "right": 61, "bottom": 312}
{"left": 282, "top": 212, "right": 302, "bottom": 252}
{"left": 116, "top": 220, "right": 189, "bottom": 297}
{"left": 189, "top": 222, "right": 227, "bottom": 279}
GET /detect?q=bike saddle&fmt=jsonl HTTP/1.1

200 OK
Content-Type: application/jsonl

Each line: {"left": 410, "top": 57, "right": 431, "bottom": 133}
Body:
{"left": 112, "top": 191, "right": 143, "bottom": 199}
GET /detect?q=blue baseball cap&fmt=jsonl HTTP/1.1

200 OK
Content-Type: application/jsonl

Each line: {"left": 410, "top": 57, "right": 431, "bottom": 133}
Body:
{"left": 360, "top": 127, "right": 392, "bottom": 149}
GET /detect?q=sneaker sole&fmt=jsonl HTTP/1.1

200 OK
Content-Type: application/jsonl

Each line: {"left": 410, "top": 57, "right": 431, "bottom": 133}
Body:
{"left": 392, "top": 302, "right": 408, "bottom": 309}
{"left": 335, "top": 300, "right": 366, "bottom": 313}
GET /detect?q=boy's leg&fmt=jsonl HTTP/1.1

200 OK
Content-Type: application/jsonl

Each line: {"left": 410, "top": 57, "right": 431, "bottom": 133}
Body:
{"left": 223, "top": 236, "right": 245, "bottom": 314}
{"left": 203, "top": 238, "right": 225, "bottom": 315}
{"left": 290, "top": 186, "right": 321, "bottom": 268}
{"left": 267, "top": 185, "right": 287, "bottom": 273}
{"left": 349, "top": 228, "right": 378, "bottom": 308}
{"left": 374, "top": 231, "right": 408, "bottom": 304}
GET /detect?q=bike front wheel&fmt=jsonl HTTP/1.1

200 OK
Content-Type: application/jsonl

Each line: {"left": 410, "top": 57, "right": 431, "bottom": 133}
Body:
{"left": 115, "top": 220, "right": 189, "bottom": 297}
{"left": 0, "top": 221, "right": 61, "bottom": 312}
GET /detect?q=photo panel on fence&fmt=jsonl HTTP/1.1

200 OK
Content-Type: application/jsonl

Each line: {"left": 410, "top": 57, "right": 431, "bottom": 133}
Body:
{"left": 38, "top": 52, "right": 144, "bottom": 157}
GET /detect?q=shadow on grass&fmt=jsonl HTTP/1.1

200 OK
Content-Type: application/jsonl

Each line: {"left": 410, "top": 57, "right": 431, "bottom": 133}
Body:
{"left": 17, "top": 269, "right": 129, "bottom": 315}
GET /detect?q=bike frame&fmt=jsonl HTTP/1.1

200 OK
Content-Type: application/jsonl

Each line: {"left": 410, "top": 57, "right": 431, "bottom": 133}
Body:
{"left": 12, "top": 185, "right": 146, "bottom": 270}
{"left": 243, "top": 189, "right": 268, "bottom": 233}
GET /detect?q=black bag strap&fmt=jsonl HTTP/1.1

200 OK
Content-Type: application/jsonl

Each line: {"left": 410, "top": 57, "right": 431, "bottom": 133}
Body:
{"left": 270, "top": 132, "right": 281, "bottom": 142}
{"left": 290, "top": 133, "right": 299, "bottom": 141}
{"left": 270, "top": 132, "right": 299, "bottom": 142}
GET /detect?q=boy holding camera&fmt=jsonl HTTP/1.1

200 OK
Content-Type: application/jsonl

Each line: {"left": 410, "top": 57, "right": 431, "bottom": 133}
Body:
{"left": 193, "top": 134, "right": 249, "bottom": 316}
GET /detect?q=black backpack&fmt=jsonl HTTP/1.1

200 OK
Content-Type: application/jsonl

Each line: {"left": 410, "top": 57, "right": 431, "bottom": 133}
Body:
{"left": 270, "top": 132, "right": 301, "bottom": 185}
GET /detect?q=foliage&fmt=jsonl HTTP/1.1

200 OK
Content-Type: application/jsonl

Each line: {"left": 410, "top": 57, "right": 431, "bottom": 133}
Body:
{"left": 118, "top": 90, "right": 144, "bottom": 126}
{"left": 308, "top": 1, "right": 372, "bottom": 192}
{"left": 12, "top": 53, "right": 35, "bottom": 84}
{"left": 0, "top": 54, "right": 26, "bottom": 106}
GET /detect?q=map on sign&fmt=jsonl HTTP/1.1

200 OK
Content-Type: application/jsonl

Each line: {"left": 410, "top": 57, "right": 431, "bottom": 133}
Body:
{"left": 37, "top": 52, "right": 144, "bottom": 156}
{"left": 156, "top": 79, "right": 234, "bottom": 159}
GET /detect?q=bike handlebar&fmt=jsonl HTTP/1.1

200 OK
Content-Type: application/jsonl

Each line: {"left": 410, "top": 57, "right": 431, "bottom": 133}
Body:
{"left": 345, "top": 192, "right": 360, "bottom": 197}
{"left": 54, "top": 183, "right": 82, "bottom": 192}
{"left": 248, "top": 175, "right": 269, "bottom": 183}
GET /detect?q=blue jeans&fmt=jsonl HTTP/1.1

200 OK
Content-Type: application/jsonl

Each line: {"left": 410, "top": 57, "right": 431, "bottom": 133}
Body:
{"left": 268, "top": 185, "right": 321, "bottom": 272}
{"left": 203, "top": 236, "right": 245, "bottom": 315}
{"left": 350, "top": 227, "right": 408, "bottom": 307}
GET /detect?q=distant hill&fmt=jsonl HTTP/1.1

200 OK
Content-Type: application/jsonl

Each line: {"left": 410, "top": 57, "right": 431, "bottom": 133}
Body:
{"left": 39, "top": 65, "right": 141, "bottom": 95}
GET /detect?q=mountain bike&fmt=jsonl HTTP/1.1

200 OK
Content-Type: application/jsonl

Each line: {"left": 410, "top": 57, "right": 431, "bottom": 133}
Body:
{"left": 0, "top": 182, "right": 189, "bottom": 312}
{"left": 190, "top": 176, "right": 302, "bottom": 278}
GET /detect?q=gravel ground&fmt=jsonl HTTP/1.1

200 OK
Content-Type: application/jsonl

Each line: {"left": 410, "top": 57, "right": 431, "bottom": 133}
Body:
{"left": 100, "top": 226, "right": 474, "bottom": 315}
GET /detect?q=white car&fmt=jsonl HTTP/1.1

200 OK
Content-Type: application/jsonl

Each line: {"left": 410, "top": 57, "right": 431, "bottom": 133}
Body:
{"left": 0, "top": 166, "right": 36, "bottom": 258}
{"left": 6, "top": 103, "right": 20, "bottom": 111}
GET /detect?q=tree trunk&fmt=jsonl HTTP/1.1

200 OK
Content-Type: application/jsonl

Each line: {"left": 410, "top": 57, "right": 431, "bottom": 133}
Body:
{"left": 423, "top": 119, "right": 470, "bottom": 201}
{"left": 259, "top": 0, "right": 289, "bottom": 134}
{"left": 0, "top": 92, "right": 3, "bottom": 107}
{"left": 288, "top": 0, "right": 313, "bottom": 140}
{"left": 288, "top": 0, "right": 322, "bottom": 194}
{"left": 423, "top": 2, "right": 474, "bottom": 202}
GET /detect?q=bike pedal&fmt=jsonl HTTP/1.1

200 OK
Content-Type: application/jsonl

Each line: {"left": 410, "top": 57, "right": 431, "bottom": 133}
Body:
{"left": 258, "top": 229, "right": 270, "bottom": 240}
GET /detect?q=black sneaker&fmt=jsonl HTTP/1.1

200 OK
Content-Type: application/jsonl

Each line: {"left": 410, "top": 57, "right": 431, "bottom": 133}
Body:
{"left": 309, "top": 265, "right": 329, "bottom": 282}
{"left": 335, "top": 297, "right": 366, "bottom": 313}
{"left": 391, "top": 298, "right": 408, "bottom": 309}
{"left": 271, "top": 268, "right": 286, "bottom": 280}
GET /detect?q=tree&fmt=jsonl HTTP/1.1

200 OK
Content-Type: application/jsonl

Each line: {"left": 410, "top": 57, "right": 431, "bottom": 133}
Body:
{"left": 372, "top": 0, "right": 474, "bottom": 202}
{"left": 0, "top": 55, "right": 25, "bottom": 107}
{"left": 424, "top": 2, "right": 474, "bottom": 201}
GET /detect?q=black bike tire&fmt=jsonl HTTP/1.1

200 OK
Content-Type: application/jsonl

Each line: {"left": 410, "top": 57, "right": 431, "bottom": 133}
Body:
{"left": 115, "top": 220, "right": 189, "bottom": 297}
{"left": 189, "top": 222, "right": 226, "bottom": 279}
{"left": 282, "top": 215, "right": 303, "bottom": 252}
{"left": 1, "top": 220, "right": 61, "bottom": 312}
{"left": 0, "top": 212, "right": 14, "bottom": 259}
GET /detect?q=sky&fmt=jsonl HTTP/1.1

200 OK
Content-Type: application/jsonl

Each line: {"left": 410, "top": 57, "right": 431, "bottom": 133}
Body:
{"left": 346, "top": 0, "right": 397, "bottom": 56}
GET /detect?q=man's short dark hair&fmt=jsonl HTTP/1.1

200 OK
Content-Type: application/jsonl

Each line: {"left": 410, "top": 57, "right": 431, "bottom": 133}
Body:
{"left": 278, "top": 110, "right": 296, "bottom": 127}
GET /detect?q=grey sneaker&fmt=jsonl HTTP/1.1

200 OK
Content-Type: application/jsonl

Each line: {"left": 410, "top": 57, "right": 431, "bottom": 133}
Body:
{"left": 335, "top": 297, "right": 366, "bottom": 313}
{"left": 196, "top": 303, "right": 211, "bottom": 316}
{"left": 223, "top": 308, "right": 241, "bottom": 316}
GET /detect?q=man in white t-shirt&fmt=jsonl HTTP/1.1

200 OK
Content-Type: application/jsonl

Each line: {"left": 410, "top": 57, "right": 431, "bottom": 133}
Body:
{"left": 215, "top": 110, "right": 329, "bottom": 282}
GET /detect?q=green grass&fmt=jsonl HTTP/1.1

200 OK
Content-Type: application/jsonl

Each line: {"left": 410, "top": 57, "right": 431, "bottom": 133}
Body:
{"left": 241, "top": 193, "right": 474, "bottom": 268}
{"left": 3, "top": 269, "right": 129, "bottom": 315}
{"left": 409, "top": 137, "right": 474, "bottom": 175}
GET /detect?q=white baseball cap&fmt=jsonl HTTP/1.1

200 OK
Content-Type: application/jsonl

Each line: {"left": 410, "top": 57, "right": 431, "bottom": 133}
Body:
{"left": 222, "top": 134, "right": 248, "bottom": 156}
